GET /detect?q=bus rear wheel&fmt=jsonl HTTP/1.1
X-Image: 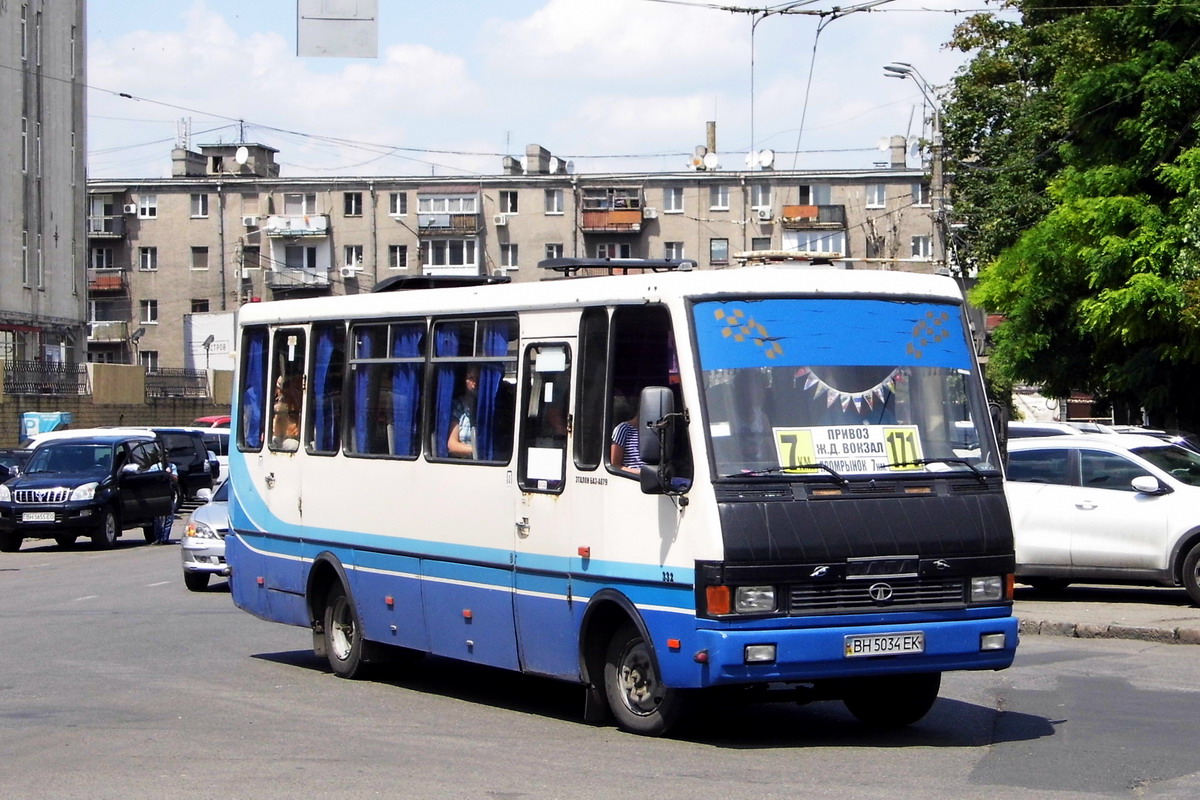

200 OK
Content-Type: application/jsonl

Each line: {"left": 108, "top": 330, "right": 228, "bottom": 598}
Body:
{"left": 603, "top": 622, "right": 684, "bottom": 736}
{"left": 323, "top": 583, "right": 368, "bottom": 678}
{"left": 841, "top": 672, "right": 941, "bottom": 728}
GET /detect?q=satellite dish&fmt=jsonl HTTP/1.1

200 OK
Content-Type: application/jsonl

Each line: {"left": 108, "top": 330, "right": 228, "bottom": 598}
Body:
{"left": 234, "top": 146, "right": 249, "bottom": 165}
{"left": 908, "top": 137, "right": 921, "bottom": 158}
{"left": 876, "top": 137, "right": 891, "bottom": 151}
{"left": 759, "top": 149, "right": 775, "bottom": 168}
{"left": 519, "top": 156, "right": 528, "bottom": 174}
{"left": 565, "top": 160, "right": 575, "bottom": 174}
{"left": 702, "top": 152, "right": 720, "bottom": 170}
{"left": 549, "top": 156, "right": 560, "bottom": 174}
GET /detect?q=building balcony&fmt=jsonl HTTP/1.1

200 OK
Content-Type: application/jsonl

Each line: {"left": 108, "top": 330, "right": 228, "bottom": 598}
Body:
{"left": 780, "top": 204, "right": 847, "bottom": 229}
{"left": 417, "top": 213, "right": 481, "bottom": 236}
{"left": 580, "top": 209, "right": 643, "bottom": 234}
{"left": 87, "top": 268, "right": 129, "bottom": 293}
{"left": 266, "top": 267, "right": 331, "bottom": 292}
{"left": 88, "top": 320, "right": 129, "bottom": 342}
{"left": 86, "top": 215, "right": 127, "bottom": 238}
{"left": 263, "top": 214, "right": 330, "bottom": 237}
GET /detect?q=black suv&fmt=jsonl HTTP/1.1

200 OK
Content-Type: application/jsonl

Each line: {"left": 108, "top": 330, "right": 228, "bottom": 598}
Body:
{"left": 150, "top": 427, "right": 217, "bottom": 499}
{"left": 0, "top": 433, "right": 175, "bottom": 551}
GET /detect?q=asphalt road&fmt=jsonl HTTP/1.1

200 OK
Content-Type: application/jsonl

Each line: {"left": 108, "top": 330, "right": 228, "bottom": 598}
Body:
{"left": 3, "top": 536, "right": 1200, "bottom": 800}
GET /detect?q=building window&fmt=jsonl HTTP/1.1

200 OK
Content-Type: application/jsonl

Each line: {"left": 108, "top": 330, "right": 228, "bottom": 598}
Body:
{"left": 139, "top": 195, "right": 157, "bottom": 218}
{"left": 545, "top": 243, "right": 564, "bottom": 260}
{"left": 812, "top": 184, "right": 832, "bottom": 205}
{"left": 664, "top": 242, "right": 685, "bottom": 260}
{"left": 866, "top": 184, "right": 886, "bottom": 208}
{"left": 139, "top": 247, "right": 158, "bottom": 272}
{"left": 417, "top": 195, "right": 478, "bottom": 214}
{"left": 752, "top": 237, "right": 771, "bottom": 251}
{"left": 140, "top": 350, "right": 159, "bottom": 372}
{"left": 191, "top": 299, "right": 210, "bottom": 313}
{"left": 21, "top": 118, "right": 27, "bottom": 173}
{"left": 388, "top": 244, "right": 408, "bottom": 270}
{"left": 544, "top": 189, "right": 564, "bottom": 214}
{"left": 91, "top": 247, "right": 114, "bottom": 269}
{"left": 243, "top": 246, "right": 261, "bottom": 270}
{"left": 912, "top": 182, "right": 930, "bottom": 206}
{"left": 500, "top": 191, "right": 519, "bottom": 214}
{"left": 501, "top": 243, "right": 519, "bottom": 269}
{"left": 664, "top": 187, "right": 684, "bottom": 213}
{"left": 141, "top": 300, "right": 159, "bottom": 325}
{"left": 912, "top": 235, "right": 932, "bottom": 259}
{"left": 344, "top": 245, "right": 364, "bottom": 268}
{"left": 389, "top": 192, "right": 407, "bottom": 216}
{"left": 22, "top": 231, "right": 28, "bottom": 285}
{"left": 286, "top": 246, "right": 317, "bottom": 270}
{"left": 20, "top": 5, "right": 26, "bottom": 61}
{"left": 344, "top": 192, "right": 363, "bottom": 216}
{"left": 750, "top": 184, "right": 771, "bottom": 209}
{"left": 709, "top": 185, "right": 729, "bottom": 210}
{"left": 284, "top": 193, "right": 318, "bottom": 215}
{"left": 785, "top": 230, "right": 846, "bottom": 256}
{"left": 422, "top": 239, "right": 477, "bottom": 270}
{"left": 191, "top": 246, "right": 209, "bottom": 271}
{"left": 190, "top": 194, "right": 209, "bottom": 218}
{"left": 596, "top": 242, "right": 631, "bottom": 259}
{"left": 710, "top": 238, "right": 729, "bottom": 265}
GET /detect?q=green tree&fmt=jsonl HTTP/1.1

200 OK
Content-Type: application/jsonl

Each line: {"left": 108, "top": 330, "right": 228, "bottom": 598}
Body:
{"left": 948, "top": 0, "right": 1200, "bottom": 430}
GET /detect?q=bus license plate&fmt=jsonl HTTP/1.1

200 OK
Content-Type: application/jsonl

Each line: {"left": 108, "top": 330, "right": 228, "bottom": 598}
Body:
{"left": 22, "top": 512, "right": 55, "bottom": 522}
{"left": 844, "top": 632, "right": 924, "bottom": 658}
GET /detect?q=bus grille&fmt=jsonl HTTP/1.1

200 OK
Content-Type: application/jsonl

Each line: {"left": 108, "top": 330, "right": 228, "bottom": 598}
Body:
{"left": 14, "top": 488, "right": 71, "bottom": 504}
{"left": 788, "top": 578, "right": 965, "bottom": 615}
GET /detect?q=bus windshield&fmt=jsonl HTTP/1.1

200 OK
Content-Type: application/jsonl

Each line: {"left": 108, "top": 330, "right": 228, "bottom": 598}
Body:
{"left": 692, "top": 296, "right": 999, "bottom": 479}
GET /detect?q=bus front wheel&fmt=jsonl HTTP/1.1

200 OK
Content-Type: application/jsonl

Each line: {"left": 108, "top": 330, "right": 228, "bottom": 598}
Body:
{"left": 323, "top": 583, "right": 368, "bottom": 678}
{"left": 841, "top": 672, "right": 941, "bottom": 728}
{"left": 603, "top": 622, "right": 684, "bottom": 736}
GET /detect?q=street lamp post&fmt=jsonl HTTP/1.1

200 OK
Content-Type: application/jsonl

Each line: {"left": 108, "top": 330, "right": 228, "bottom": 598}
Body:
{"left": 884, "top": 62, "right": 947, "bottom": 274}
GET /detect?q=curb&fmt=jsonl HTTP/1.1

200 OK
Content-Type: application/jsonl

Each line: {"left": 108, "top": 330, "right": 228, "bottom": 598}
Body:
{"left": 1019, "top": 617, "right": 1200, "bottom": 645}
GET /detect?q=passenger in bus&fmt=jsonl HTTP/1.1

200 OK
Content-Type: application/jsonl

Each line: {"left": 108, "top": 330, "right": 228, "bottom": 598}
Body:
{"left": 448, "top": 365, "right": 479, "bottom": 458}
{"left": 271, "top": 375, "right": 302, "bottom": 451}
{"left": 610, "top": 395, "right": 643, "bottom": 474}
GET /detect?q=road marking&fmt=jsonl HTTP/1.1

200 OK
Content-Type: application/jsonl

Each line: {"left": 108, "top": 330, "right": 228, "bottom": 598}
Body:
{"left": 74, "top": 595, "right": 98, "bottom": 601}
{"left": 147, "top": 581, "right": 170, "bottom": 587}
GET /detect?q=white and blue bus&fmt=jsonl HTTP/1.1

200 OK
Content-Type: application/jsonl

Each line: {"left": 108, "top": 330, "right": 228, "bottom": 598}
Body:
{"left": 226, "top": 258, "right": 1017, "bottom": 736}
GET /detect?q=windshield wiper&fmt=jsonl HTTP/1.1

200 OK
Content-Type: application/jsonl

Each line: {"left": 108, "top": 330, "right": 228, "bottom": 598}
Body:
{"left": 724, "top": 462, "right": 849, "bottom": 486}
{"left": 888, "top": 457, "right": 988, "bottom": 483}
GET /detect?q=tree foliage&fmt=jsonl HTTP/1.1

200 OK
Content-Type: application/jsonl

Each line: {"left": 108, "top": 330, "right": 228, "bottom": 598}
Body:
{"left": 946, "top": 0, "right": 1200, "bottom": 429}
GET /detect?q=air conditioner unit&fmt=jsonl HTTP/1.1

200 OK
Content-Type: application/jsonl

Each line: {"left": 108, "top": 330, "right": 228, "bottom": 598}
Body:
{"left": 241, "top": 215, "right": 259, "bottom": 227}
{"left": 493, "top": 214, "right": 508, "bottom": 226}
{"left": 642, "top": 207, "right": 658, "bottom": 219}
{"left": 240, "top": 268, "right": 252, "bottom": 280}
{"left": 340, "top": 266, "right": 360, "bottom": 278}
{"left": 123, "top": 204, "right": 138, "bottom": 214}
{"left": 756, "top": 208, "right": 773, "bottom": 221}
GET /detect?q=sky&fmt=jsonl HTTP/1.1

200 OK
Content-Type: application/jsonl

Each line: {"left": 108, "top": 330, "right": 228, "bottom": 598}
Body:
{"left": 85, "top": 0, "right": 991, "bottom": 180}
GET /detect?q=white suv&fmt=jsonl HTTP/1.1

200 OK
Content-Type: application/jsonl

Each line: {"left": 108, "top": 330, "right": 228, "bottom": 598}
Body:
{"left": 1006, "top": 433, "right": 1200, "bottom": 602}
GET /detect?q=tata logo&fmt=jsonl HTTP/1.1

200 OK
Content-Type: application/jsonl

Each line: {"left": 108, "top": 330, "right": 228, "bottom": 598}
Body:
{"left": 868, "top": 582, "right": 895, "bottom": 603}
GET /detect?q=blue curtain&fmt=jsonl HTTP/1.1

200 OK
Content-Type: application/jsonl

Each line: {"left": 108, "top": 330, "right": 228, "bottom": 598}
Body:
{"left": 353, "top": 328, "right": 375, "bottom": 453}
{"left": 313, "top": 327, "right": 336, "bottom": 452}
{"left": 475, "top": 322, "right": 510, "bottom": 460}
{"left": 242, "top": 329, "right": 266, "bottom": 449}
{"left": 433, "top": 326, "right": 460, "bottom": 458}
{"left": 390, "top": 325, "right": 423, "bottom": 457}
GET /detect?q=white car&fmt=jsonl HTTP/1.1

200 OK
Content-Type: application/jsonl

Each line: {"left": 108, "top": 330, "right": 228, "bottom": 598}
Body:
{"left": 1005, "top": 434, "right": 1200, "bottom": 602}
{"left": 180, "top": 480, "right": 230, "bottom": 591}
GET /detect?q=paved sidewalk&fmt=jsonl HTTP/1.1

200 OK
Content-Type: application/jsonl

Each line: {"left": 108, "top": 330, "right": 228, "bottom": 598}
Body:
{"left": 1014, "top": 583, "right": 1200, "bottom": 645}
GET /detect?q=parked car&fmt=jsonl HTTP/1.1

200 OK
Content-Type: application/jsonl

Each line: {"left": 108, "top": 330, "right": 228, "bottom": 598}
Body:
{"left": 148, "top": 427, "right": 218, "bottom": 500}
{"left": 199, "top": 428, "right": 229, "bottom": 482}
{"left": 0, "top": 432, "right": 176, "bottom": 551}
{"left": 0, "top": 448, "right": 32, "bottom": 480}
{"left": 1007, "top": 420, "right": 1095, "bottom": 438}
{"left": 181, "top": 480, "right": 230, "bottom": 591}
{"left": 193, "top": 415, "right": 231, "bottom": 428}
{"left": 1006, "top": 433, "right": 1200, "bottom": 602}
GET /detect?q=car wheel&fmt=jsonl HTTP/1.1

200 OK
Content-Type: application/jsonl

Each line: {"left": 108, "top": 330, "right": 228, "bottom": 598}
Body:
{"left": 91, "top": 508, "right": 118, "bottom": 550}
{"left": 603, "top": 622, "right": 685, "bottom": 736}
{"left": 54, "top": 534, "right": 76, "bottom": 549}
{"left": 1024, "top": 577, "right": 1071, "bottom": 594}
{"left": 183, "top": 571, "right": 210, "bottom": 592}
{"left": 1182, "top": 543, "right": 1200, "bottom": 606}
{"left": 323, "top": 582, "right": 369, "bottom": 678}
{"left": 842, "top": 672, "right": 941, "bottom": 728}
{"left": 0, "top": 533, "right": 22, "bottom": 553}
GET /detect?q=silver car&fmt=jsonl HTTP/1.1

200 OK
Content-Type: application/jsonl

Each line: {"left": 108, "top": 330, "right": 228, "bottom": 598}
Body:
{"left": 181, "top": 479, "right": 229, "bottom": 591}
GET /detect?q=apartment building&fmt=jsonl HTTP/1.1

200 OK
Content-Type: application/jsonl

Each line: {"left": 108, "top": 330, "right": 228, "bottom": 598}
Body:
{"left": 85, "top": 139, "right": 941, "bottom": 369}
{"left": 1, "top": 1, "right": 88, "bottom": 364}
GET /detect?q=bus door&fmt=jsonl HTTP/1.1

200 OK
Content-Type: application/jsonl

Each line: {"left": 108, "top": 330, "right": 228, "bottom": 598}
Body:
{"left": 513, "top": 339, "right": 580, "bottom": 678}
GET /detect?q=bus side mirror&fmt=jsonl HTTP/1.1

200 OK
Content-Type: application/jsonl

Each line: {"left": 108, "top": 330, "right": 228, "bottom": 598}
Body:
{"left": 638, "top": 387, "right": 691, "bottom": 497}
{"left": 989, "top": 400, "right": 1009, "bottom": 463}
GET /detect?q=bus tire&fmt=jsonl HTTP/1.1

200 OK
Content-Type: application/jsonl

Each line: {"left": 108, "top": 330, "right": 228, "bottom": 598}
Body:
{"left": 92, "top": 508, "right": 118, "bottom": 550}
{"left": 842, "top": 672, "right": 941, "bottom": 728}
{"left": 323, "top": 582, "right": 368, "bottom": 679}
{"left": 603, "top": 622, "right": 684, "bottom": 736}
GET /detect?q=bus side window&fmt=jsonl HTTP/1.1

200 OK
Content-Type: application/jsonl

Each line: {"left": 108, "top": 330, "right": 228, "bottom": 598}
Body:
{"left": 574, "top": 307, "right": 608, "bottom": 470}
{"left": 519, "top": 343, "right": 571, "bottom": 492}
{"left": 270, "top": 329, "right": 306, "bottom": 452}
{"left": 430, "top": 317, "right": 517, "bottom": 463}
{"left": 239, "top": 326, "right": 269, "bottom": 451}
{"left": 308, "top": 323, "right": 346, "bottom": 455}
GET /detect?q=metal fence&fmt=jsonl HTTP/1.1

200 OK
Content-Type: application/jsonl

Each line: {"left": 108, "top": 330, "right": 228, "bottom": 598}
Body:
{"left": 144, "top": 368, "right": 210, "bottom": 399}
{"left": 2, "top": 360, "right": 90, "bottom": 396}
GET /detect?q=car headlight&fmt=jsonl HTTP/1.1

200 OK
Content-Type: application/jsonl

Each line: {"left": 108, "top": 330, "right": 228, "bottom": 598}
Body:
{"left": 185, "top": 520, "right": 219, "bottom": 540}
{"left": 970, "top": 576, "right": 1005, "bottom": 603}
{"left": 69, "top": 482, "right": 98, "bottom": 502}
{"left": 0, "top": 484, "right": 9, "bottom": 502}
{"left": 734, "top": 585, "right": 777, "bottom": 614}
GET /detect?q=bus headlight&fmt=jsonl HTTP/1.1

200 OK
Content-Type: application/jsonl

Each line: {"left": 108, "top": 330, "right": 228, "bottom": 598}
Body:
{"left": 969, "top": 576, "right": 1004, "bottom": 603}
{"left": 734, "top": 586, "right": 777, "bottom": 614}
